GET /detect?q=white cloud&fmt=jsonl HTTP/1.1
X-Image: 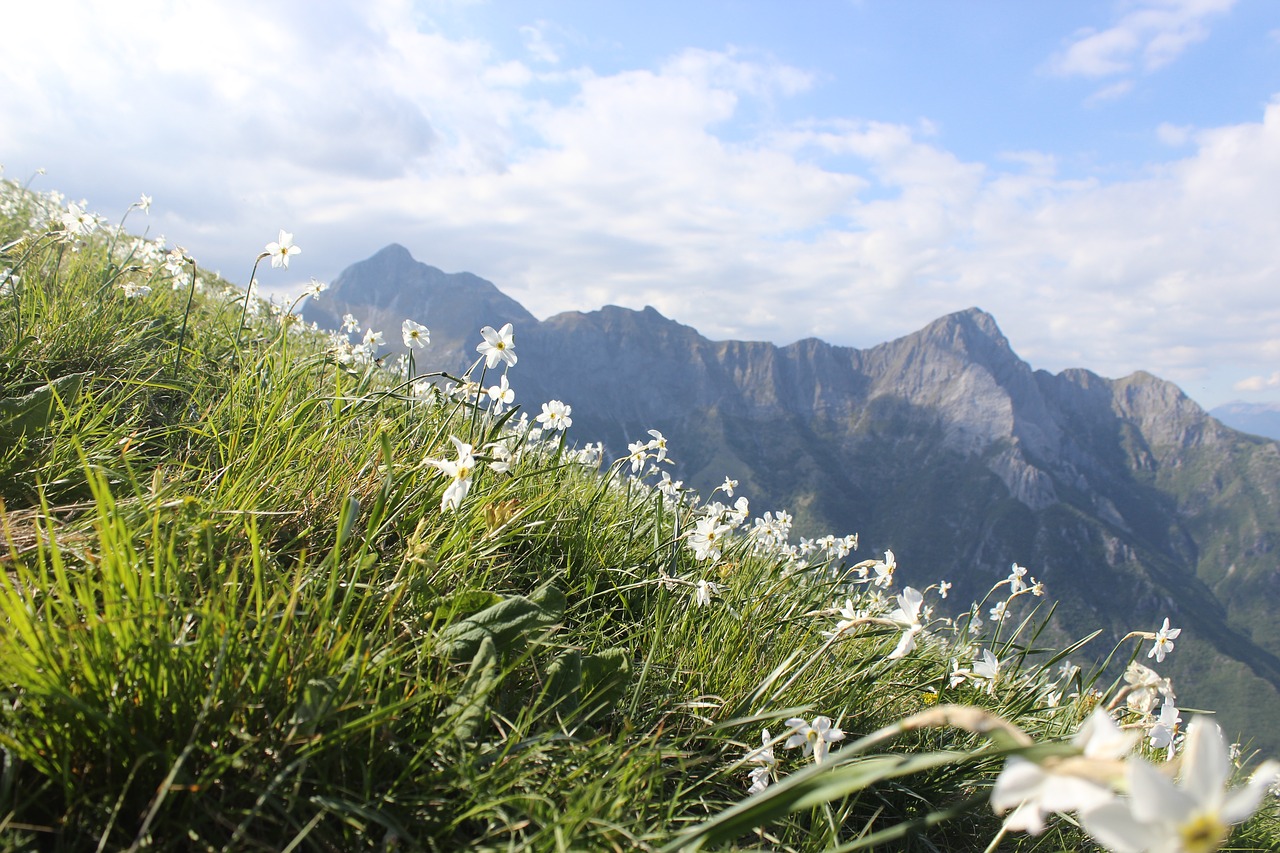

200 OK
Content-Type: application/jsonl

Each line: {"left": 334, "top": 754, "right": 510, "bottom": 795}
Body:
{"left": 520, "top": 21, "right": 561, "bottom": 65}
{"left": 1047, "top": 0, "right": 1235, "bottom": 83}
{"left": 3, "top": 1, "right": 1279, "bottom": 409}
{"left": 1235, "top": 372, "right": 1280, "bottom": 392}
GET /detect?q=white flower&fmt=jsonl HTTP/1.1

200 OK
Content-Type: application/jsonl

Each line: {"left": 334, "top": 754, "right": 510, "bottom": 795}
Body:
{"left": 61, "top": 201, "right": 100, "bottom": 236}
{"left": 1149, "top": 701, "right": 1182, "bottom": 758}
{"left": 1148, "top": 617, "right": 1182, "bottom": 664}
{"left": 477, "top": 322, "right": 517, "bottom": 369}
{"left": 991, "top": 708, "right": 1136, "bottom": 836}
{"left": 824, "top": 597, "right": 865, "bottom": 639}
{"left": 341, "top": 313, "right": 360, "bottom": 333}
{"left": 647, "top": 429, "right": 668, "bottom": 461}
{"left": 425, "top": 435, "right": 475, "bottom": 512}
{"left": 657, "top": 470, "right": 683, "bottom": 499}
{"left": 163, "top": 247, "right": 190, "bottom": 283}
{"left": 872, "top": 549, "right": 896, "bottom": 588}
{"left": 989, "top": 600, "right": 1009, "bottom": 623}
{"left": 1079, "top": 716, "right": 1280, "bottom": 853}
{"left": 1008, "top": 562, "right": 1028, "bottom": 594}
{"left": 1125, "top": 662, "right": 1175, "bottom": 715}
{"left": 402, "top": 318, "right": 430, "bottom": 349}
{"left": 138, "top": 194, "right": 152, "bottom": 213}
{"left": 626, "top": 440, "right": 649, "bottom": 475}
{"left": 886, "top": 586, "right": 925, "bottom": 660}
{"left": 362, "top": 328, "right": 385, "bottom": 350}
{"left": 745, "top": 728, "right": 778, "bottom": 795}
{"left": 264, "top": 230, "right": 301, "bottom": 268}
{"left": 719, "top": 477, "right": 737, "bottom": 497}
{"left": 938, "top": 580, "right": 952, "bottom": 599}
{"left": 1058, "top": 659, "right": 1080, "bottom": 684}
{"left": 485, "top": 440, "right": 515, "bottom": 474}
{"left": 725, "top": 496, "right": 750, "bottom": 529}
{"left": 972, "top": 648, "right": 1000, "bottom": 693}
{"left": 693, "top": 579, "right": 719, "bottom": 607}
{"left": 784, "top": 716, "right": 845, "bottom": 764}
{"left": 304, "top": 278, "right": 328, "bottom": 299}
{"left": 486, "top": 375, "right": 515, "bottom": 411}
{"left": 536, "top": 399, "right": 572, "bottom": 431}
{"left": 118, "top": 281, "right": 152, "bottom": 298}
{"left": 689, "top": 515, "right": 732, "bottom": 562}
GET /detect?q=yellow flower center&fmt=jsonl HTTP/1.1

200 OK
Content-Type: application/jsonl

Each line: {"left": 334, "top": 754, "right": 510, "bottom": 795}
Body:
{"left": 1179, "top": 813, "right": 1228, "bottom": 853}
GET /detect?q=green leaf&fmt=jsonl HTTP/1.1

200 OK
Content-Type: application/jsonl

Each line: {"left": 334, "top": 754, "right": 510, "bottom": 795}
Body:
{"left": 544, "top": 650, "right": 583, "bottom": 716}
{"left": 0, "top": 372, "right": 87, "bottom": 443}
{"left": 442, "top": 636, "right": 500, "bottom": 740}
{"left": 437, "top": 586, "right": 564, "bottom": 662}
{"left": 581, "top": 647, "right": 630, "bottom": 713}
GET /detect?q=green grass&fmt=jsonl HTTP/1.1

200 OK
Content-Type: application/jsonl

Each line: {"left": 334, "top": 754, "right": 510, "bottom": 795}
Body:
{"left": 1, "top": 179, "right": 1278, "bottom": 851}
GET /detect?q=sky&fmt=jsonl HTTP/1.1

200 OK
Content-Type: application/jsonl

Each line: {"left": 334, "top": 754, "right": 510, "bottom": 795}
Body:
{"left": 3, "top": 0, "right": 1280, "bottom": 409}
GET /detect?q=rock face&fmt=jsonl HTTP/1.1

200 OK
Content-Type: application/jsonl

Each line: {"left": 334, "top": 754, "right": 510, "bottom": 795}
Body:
{"left": 305, "top": 245, "right": 1280, "bottom": 753}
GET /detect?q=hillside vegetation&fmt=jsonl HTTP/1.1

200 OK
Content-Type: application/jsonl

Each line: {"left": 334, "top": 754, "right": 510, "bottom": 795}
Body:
{"left": 1, "top": 178, "right": 1278, "bottom": 851}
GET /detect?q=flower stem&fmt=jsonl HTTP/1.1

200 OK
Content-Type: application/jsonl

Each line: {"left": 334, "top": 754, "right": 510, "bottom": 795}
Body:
{"left": 234, "top": 254, "right": 268, "bottom": 351}
{"left": 173, "top": 258, "right": 198, "bottom": 381}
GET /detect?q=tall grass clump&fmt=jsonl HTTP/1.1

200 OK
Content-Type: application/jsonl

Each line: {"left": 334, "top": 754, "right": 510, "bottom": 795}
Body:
{"left": 1, "top": 175, "right": 1278, "bottom": 851}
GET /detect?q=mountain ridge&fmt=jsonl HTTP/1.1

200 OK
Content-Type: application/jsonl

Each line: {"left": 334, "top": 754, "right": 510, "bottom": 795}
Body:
{"left": 302, "top": 244, "right": 1280, "bottom": 753}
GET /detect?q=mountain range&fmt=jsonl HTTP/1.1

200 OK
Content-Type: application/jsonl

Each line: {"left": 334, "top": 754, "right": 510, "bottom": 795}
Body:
{"left": 1210, "top": 401, "right": 1280, "bottom": 442}
{"left": 303, "top": 244, "right": 1280, "bottom": 754}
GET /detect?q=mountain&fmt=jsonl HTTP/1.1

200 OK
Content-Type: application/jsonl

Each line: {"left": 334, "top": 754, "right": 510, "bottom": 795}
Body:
{"left": 1211, "top": 401, "right": 1280, "bottom": 441}
{"left": 304, "top": 246, "right": 1280, "bottom": 753}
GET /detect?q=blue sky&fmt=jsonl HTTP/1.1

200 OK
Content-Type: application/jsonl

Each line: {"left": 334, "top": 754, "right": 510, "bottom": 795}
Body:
{"left": 3, "top": 0, "right": 1280, "bottom": 408}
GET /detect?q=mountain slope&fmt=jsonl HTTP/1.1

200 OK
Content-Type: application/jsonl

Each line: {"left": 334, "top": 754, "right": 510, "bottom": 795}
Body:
{"left": 303, "top": 245, "right": 1280, "bottom": 753}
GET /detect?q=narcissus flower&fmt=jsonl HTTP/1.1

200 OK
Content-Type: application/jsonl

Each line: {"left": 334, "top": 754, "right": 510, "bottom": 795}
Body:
{"left": 1148, "top": 617, "right": 1182, "bottom": 664}
{"left": 362, "top": 328, "right": 385, "bottom": 350}
{"left": 745, "top": 729, "right": 778, "bottom": 794}
{"left": 1008, "top": 562, "right": 1028, "bottom": 593}
{"left": 477, "top": 323, "right": 517, "bottom": 368}
{"left": 689, "top": 515, "right": 731, "bottom": 561}
{"left": 784, "top": 716, "right": 845, "bottom": 764}
{"left": 991, "top": 708, "right": 1136, "bottom": 835}
{"left": 486, "top": 375, "right": 514, "bottom": 411}
{"left": 265, "top": 230, "right": 301, "bottom": 268}
{"left": 872, "top": 550, "right": 896, "bottom": 588}
{"left": 402, "top": 318, "right": 430, "bottom": 349}
{"left": 1079, "top": 716, "right": 1280, "bottom": 853}
{"left": 536, "top": 399, "right": 572, "bottom": 431}
{"left": 886, "top": 586, "right": 925, "bottom": 659}
{"left": 61, "top": 202, "right": 100, "bottom": 236}
{"left": 425, "top": 436, "right": 475, "bottom": 512}
{"left": 692, "top": 579, "right": 719, "bottom": 606}
{"left": 972, "top": 648, "right": 1000, "bottom": 693}
{"left": 647, "top": 429, "right": 668, "bottom": 461}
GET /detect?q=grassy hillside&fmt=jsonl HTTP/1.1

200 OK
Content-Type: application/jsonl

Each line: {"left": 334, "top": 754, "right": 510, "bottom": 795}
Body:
{"left": 1, "top": 179, "right": 1278, "bottom": 851}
